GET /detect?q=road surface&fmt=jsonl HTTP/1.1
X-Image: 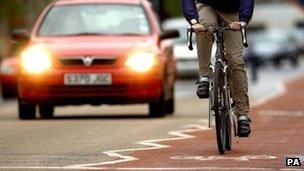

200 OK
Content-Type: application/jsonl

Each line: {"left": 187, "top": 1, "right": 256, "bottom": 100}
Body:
{"left": 0, "top": 61, "right": 304, "bottom": 170}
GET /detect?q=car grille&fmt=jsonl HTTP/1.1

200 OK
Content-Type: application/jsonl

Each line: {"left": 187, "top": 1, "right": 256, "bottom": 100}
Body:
{"left": 59, "top": 56, "right": 117, "bottom": 67}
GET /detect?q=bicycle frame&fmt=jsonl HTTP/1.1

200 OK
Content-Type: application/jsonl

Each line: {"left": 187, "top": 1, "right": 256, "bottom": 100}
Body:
{"left": 212, "top": 27, "right": 237, "bottom": 136}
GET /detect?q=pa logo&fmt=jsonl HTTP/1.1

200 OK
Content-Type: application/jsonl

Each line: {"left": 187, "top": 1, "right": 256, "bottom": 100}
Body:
{"left": 286, "top": 157, "right": 301, "bottom": 166}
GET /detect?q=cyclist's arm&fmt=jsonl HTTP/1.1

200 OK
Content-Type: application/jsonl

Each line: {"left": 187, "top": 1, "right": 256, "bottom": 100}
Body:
{"left": 181, "top": 0, "right": 199, "bottom": 24}
{"left": 239, "top": 0, "right": 255, "bottom": 23}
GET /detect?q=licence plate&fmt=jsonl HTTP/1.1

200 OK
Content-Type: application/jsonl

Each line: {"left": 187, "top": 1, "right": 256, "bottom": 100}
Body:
{"left": 64, "top": 73, "right": 112, "bottom": 85}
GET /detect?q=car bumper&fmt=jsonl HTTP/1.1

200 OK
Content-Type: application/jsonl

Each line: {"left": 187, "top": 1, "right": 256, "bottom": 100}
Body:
{"left": 0, "top": 74, "right": 17, "bottom": 87}
{"left": 18, "top": 68, "right": 163, "bottom": 105}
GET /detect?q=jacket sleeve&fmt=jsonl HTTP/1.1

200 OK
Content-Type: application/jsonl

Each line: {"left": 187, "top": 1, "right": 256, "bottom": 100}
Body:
{"left": 181, "top": 0, "right": 199, "bottom": 23}
{"left": 239, "top": 0, "right": 255, "bottom": 23}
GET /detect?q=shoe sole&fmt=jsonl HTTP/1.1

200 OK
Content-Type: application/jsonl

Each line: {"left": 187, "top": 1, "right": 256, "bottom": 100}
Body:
{"left": 197, "top": 94, "right": 209, "bottom": 99}
{"left": 238, "top": 134, "right": 250, "bottom": 137}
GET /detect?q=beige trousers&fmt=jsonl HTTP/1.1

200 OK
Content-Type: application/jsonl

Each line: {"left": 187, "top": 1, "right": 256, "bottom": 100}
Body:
{"left": 196, "top": 3, "right": 250, "bottom": 115}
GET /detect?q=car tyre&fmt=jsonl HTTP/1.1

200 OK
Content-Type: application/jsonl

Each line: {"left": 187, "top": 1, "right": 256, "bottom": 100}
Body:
{"left": 273, "top": 59, "right": 282, "bottom": 68}
{"left": 39, "top": 104, "right": 54, "bottom": 119}
{"left": 1, "top": 85, "right": 17, "bottom": 99}
{"left": 165, "top": 86, "right": 175, "bottom": 115}
{"left": 290, "top": 55, "right": 299, "bottom": 68}
{"left": 18, "top": 99, "right": 36, "bottom": 120}
{"left": 165, "top": 97, "right": 175, "bottom": 115}
{"left": 149, "top": 94, "right": 166, "bottom": 118}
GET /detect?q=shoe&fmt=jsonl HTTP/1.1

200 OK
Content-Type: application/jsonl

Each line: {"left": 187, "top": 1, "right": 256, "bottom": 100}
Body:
{"left": 196, "top": 76, "right": 209, "bottom": 99}
{"left": 237, "top": 115, "right": 251, "bottom": 137}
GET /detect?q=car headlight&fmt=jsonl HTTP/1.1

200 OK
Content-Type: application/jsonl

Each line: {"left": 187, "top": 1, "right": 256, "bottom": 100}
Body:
{"left": 125, "top": 52, "right": 157, "bottom": 72}
{"left": 21, "top": 44, "right": 52, "bottom": 74}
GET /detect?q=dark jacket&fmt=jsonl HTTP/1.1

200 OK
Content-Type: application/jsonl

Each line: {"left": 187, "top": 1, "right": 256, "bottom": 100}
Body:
{"left": 182, "top": 0, "right": 254, "bottom": 23}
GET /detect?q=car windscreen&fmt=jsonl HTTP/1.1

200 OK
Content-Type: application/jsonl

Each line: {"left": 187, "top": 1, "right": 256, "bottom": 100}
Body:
{"left": 38, "top": 4, "right": 151, "bottom": 37}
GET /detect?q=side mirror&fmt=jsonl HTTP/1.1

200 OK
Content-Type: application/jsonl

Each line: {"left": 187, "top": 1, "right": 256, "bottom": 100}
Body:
{"left": 11, "top": 29, "right": 30, "bottom": 42}
{"left": 160, "top": 29, "right": 179, "bottom": 40}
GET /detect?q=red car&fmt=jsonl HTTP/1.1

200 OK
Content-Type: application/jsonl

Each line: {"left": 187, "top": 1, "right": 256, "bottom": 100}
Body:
{"left": 12, "top": 0, "right": 178, "bottom": 119}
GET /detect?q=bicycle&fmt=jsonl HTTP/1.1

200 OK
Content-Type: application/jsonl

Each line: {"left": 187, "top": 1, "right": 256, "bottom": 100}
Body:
{"left": 187, "top": 22, "right": 248, "bottom": 154}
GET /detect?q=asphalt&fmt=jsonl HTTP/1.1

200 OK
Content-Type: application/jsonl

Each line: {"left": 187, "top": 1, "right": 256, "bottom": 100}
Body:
{"left": 0, "top": 59, "right": 303, "bottom": 170}
{"left": 104, "top": 72, "right": 304, "bottom": 170}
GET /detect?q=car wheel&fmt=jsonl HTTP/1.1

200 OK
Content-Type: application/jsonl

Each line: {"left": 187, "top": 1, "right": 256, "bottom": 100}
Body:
{"left": 1, "top": 85, "right": 17, "bottom": 99}
{"left": 165, "top": 97, "right": 175, "bottom": 115}
{"left": 39, "top": 104, "right": 54, "bottom": 119}
{"left": 290, "top": 55, "right": 299, "bottom": 68}
{"left": 273, "top": 59, "right": 281, "bottom": 68}
{"left": 165, "top": 86, "right": 175, "bottom": 115}
{"left": 149, "top": 94, "right": 166, "bottom": 118}
{"left": 18, "top": 99, "right": 36, "bottom": 120}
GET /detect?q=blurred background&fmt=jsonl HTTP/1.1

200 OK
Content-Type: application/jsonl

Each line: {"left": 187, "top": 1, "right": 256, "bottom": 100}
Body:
{"left": 1, "top": 0, "right": 303, "bottom": 83}
{"left": 0, "top": 0, "right": 303, "bottom": 99}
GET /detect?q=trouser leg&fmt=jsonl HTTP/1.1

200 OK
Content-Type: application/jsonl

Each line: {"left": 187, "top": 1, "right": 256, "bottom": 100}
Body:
{"left": 217, "top": 12, "right": 250, "bottom": 116}
{"left": 196, "top": 3, "right": 217, "bottom": 77}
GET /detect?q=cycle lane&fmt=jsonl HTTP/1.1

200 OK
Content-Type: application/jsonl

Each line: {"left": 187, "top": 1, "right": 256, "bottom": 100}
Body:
{"left": 97, "top": 74, "right": 304, "bottom": 170}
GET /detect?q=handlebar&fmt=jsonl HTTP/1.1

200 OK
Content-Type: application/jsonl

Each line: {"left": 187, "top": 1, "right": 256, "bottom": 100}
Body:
{"left": 187, "top": 23, "right": 249, "bottom": 50}
{"left": 187, "top": 25, "right": 194, "bottom": 50}
{"left": 240, "top": 22, "right": 248, "bottom": 48}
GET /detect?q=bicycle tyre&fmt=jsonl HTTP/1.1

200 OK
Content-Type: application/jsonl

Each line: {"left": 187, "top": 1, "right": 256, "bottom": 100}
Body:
{"left": 213, "top": 61, "right": 226, "bottom": 154}
{"left": 225, "top": 115, "right": 232, "bottom": 151}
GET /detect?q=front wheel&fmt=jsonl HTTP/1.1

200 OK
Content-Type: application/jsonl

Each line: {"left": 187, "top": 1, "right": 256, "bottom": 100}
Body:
{"left": 39, "top": 104, "right": 54, "bottom": 119}
{"left": 1, "top": 84, "right": 17, "bottom": 99}
{"left": 149, "top": 100, "right": 166, "bottom": 118}
{"left": 165, "top": 86, "right": 175, "bottom": 115}
{"left": 18, "top": 99, "right": 36, "bottom": 120}
{"left": 213, "top": 62, "right": 227, "bottom": 154}
{"left": 225, "top": 115, "right": 232, "bottom": 151}
{"left": 165, "top": 97, "right": 174, "bottom": 115}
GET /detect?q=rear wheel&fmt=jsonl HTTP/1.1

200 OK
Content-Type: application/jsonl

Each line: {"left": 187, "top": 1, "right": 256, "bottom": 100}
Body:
{"left": 18, "top": 99, "right": 36, "bottom": 120}
{"left": 39, "top": 104, "right": 54, "bottom": 119}
{"left": 213, "top": 62, "right": 227, "bottom": 154}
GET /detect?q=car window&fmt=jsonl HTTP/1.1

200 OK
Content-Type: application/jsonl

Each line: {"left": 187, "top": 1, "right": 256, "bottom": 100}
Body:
{"left": 38, "top": 4, "right": 151, "bottom": 36}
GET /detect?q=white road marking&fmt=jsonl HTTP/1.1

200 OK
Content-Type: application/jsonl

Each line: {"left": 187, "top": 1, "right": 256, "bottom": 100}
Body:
{"left": 258, "top": 110, "right": 304, "bottom": 116}
{"left": 170, "top": 155, "right": 277, "bottom": 161}
{"left": 69, "top": 120, "right": 210, "bottom": 167}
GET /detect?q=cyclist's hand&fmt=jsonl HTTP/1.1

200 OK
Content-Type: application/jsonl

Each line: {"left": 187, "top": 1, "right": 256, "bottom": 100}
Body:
{"left": 229, "top": 21, "right": 242, "bottom": 30}
{"left": 192, "top": 23, "right": 206, "bottom": 34}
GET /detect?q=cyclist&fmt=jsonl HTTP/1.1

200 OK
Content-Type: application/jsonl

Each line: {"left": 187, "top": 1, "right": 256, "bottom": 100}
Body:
{"left": 182, "top": 0, "right": 254, "bottom": 137}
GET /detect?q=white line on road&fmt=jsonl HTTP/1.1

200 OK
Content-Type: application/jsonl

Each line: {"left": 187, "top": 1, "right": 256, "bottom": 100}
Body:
{"left": 69, "top": 119, "right": 210, "bottom": 167}
{"left": 170, "top": 155, "right": 277, "bottom": 161}
{"left": 258, "top": 110, "right": 304, "bottom": 116}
